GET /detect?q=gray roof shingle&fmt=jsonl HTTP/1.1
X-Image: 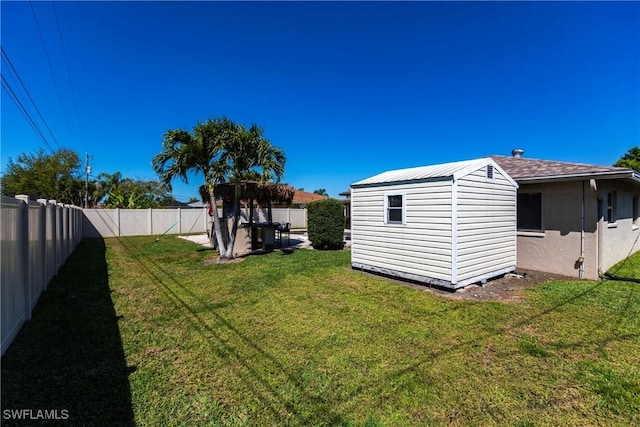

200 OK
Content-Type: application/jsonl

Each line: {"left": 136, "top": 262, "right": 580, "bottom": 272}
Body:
{"left": 490, "top": 155, "right": 635, "bottom": 181}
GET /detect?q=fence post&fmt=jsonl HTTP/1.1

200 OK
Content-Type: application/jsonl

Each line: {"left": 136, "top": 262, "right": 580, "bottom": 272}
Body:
{"left": 57, "top": 202, "right": 63, "bottom": 270}
{"left": 70, "top": 207, "right": 75, "bottom": 249}
{"left": 37, "top": 199, "right": 48, "bottom": 290}
{"left": 148, "top": 208, "right": 153, "bottom": 235}
{"left": 78, "top": 207, "right": 83, "bottom": 246}
{"left": 69, "top": 206, "right": 75, "bottom": 250}
{"left": 117, "top": 208, "right": 121, "bottom": 237}
{"left": 15, "top": 196, "right": 32, "bottom": 321}
{"left": 63, "top": 204, "right": 70, "bottom": 261}
{"left": 48, "top": 200, "right": 58, "bottom": 274}
{"left": 178, "top": 208, "right": 182, "bottom": 234}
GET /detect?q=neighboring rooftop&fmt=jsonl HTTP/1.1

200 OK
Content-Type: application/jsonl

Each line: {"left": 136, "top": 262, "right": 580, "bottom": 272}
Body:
{"left": 351, "top": 150, "right": 640, "bottom": 189}
{"left": 292, "top": 190, "right": 330, "bottom": 205}
{"left": 491, "top": 155, "right": 640, "bottom": 183}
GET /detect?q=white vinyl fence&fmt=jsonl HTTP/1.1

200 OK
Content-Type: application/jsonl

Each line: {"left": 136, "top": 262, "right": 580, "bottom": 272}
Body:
{"left": 1, "top": 202, "right": 308, "bottom": 355}
{"left": 82, "top": 207, "right": 209, "bottom": 238}
{"left": 82, "top": 207, "right": 308, "bottom": 238}
{"left": 1, "top": 196, "right": 82, "bottom": 355}
{"left": 247, "top": 207, "right": 308, "bottom": 229}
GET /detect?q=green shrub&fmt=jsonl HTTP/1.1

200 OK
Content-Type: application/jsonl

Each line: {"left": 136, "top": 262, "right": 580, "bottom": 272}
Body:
{"left": 308, "top": 198, "right": 345, "bottom": 250}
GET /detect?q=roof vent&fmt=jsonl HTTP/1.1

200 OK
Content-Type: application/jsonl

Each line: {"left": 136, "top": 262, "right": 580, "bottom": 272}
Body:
{"left": 512, "top": 148, "right": 524, "bottom": 158}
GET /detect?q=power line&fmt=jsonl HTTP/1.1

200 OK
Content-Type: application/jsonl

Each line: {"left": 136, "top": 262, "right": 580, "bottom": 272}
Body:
{"left": 29, "top": 0, "right": 76, "bottom": 145}
{"left": 1, "top": 74, "right": 56, "bottom": 154}
{"left": 1, "top": 47, "right": 62, "bottom": 150}
{"left": 52, "top": 0, "right": 84, "bottom": 143}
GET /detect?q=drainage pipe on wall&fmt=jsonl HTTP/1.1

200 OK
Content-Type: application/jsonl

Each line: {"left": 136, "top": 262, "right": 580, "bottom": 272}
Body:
{"left": 590, "top": 179, "right": 604, "bottom": 277}
{"left": 579, "top": 180, "right": 585, "bottom": 279}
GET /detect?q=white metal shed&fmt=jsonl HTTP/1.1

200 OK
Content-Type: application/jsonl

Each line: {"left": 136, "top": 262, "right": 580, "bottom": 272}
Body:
{"left": 350, "top": 158, "right": 518, "bottom": 289}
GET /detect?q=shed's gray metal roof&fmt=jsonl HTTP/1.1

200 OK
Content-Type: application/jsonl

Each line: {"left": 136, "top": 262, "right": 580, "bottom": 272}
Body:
{"left": 352, "top": 158, "right": 500, "bottom": 187}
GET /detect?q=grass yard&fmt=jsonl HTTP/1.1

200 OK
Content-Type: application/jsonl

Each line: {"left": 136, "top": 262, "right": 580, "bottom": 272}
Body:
{"left": 2, "top": 236, "right": 639, "bottom": 426}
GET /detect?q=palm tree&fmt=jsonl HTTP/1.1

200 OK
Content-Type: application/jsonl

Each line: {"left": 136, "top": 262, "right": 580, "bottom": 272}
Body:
{"left": 213, "top": 121, "right": 286, "bottom": 258}
{"left": 93, "top": 172, "right": 123, "bottom": 206}
{"left": 152, "top": 117, "right": 286, "bottom": 259}
{"left": 152, "top": 121, "right": 227, "bottom": 254}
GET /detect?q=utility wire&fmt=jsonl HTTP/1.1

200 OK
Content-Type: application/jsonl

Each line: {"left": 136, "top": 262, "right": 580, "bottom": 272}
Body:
{"left": 1, "top": 47, "right": 62, "bottom": 150}
{"left": 29, "top": 0, "right": 76, "bottom": 145}
{"left": 1, "top": 74, "right": 56, "bottom": 154}
{"left": 52, "top": 1, "right": 84, "bottom": 143}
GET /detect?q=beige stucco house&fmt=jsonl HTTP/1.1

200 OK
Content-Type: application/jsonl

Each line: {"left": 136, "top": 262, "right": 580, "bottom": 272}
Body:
{"left": 492, "top": 152, "right": 640, "bottom": 280}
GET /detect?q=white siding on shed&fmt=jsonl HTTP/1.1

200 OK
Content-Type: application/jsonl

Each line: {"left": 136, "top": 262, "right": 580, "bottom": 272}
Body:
{"left": 455, "top": 166, "right": 517, "bottom": 283}
{"left": 351, "top": 158, "right": 518, "bottom": 289}
{"left": 352, "top": 180, "right": 454, "bottom": 280}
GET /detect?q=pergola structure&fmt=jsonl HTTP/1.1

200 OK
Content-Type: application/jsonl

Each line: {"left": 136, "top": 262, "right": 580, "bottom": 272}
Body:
{"left": 201, "top": 181, "right": 295, "bottom": 220}
{"left": 200, "top": 181, "right": 296, "bottom": 253}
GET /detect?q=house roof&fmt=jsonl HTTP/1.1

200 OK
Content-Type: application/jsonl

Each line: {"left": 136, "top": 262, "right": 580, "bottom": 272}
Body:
{"left": 490, "top": 155, "right": 640, "bottom": 185}
{"left": 292, "top": 190, "right": 329, "bottom": 205}
{"left": 352, "top": 158, "right": 516, "bottom": 188}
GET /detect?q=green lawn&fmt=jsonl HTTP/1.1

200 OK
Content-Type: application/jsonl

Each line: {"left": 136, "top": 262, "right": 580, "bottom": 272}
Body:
{"left": 2, "top": 237, "right": 639, "bottom": 426}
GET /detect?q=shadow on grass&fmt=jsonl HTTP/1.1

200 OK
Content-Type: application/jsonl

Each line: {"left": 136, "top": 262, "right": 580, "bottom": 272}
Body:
{"left": 115, "top": 237, "right": 351, "bottom": 425}
{"left": 118, "top": 236, "right": 639, "bottom": 423}
{"left": 0, "top": 239, "right": 135, "bottom": 426}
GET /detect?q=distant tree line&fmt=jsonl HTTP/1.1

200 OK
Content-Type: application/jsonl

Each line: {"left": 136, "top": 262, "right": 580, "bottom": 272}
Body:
{"left": 613, "top": 146, "right": 640, "bottom": 172}
{"left": 1, "top": 148, "right": 175, "bottom": 208}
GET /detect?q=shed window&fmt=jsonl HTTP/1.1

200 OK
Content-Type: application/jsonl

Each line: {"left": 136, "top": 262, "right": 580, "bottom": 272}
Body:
{"left": 633, "top": 195, "right": 639, "bottom": 225}
{"left": 605, "top": 192, "right": 617, "bottom": 223}
{"left": 517, "top": 193, "right": 542, "bottom": 230}
{"left": 385, "top": 194, "right": 404, "bottom": 224}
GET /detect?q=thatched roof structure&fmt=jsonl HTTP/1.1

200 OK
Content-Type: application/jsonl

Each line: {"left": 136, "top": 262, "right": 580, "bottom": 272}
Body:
{"left": 199, "top": 181, "right": 296, "bottom": 205}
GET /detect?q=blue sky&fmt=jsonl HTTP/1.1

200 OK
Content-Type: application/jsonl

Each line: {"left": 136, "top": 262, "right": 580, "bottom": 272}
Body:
{"left": 2, "top": 1, "right": 639, "bottom": 202}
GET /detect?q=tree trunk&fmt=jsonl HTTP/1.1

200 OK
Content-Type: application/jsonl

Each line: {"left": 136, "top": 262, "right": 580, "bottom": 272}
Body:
{"left": 221, "top": 183, "right": 242, "bottom": 259}
{"left": 209, "top": 187, "right": 228, "bottom": 257}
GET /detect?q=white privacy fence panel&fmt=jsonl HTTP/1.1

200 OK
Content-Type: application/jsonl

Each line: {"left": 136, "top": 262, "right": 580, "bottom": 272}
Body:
{"left": 1, "top": 196, "right": 82, "bottom": 356}
{"left": 55, "top": 204, "right": 63, "bottom": 268}
{"left": 269, "top": 208, "right": 307, "bottom": 229}
{"left": 27, "top": 200, "right": 46, "bottom": 311}
{"left": 119, "top": 209, "right": 150, "bottom": 236}
{"left": 45, "top": 201, "right": 57, "bottom": 283}
{"left": 245, "top": 208, "right": 307, "bottom": 229}
{"left": 1, "top": 198, "right": 26, "bottom": 358}
{"left": 82, "top": 209, "right": 120, "bottom": 238}
{"left": 62, "top": 206, "right": 70, "bottom": 261}
{"left": 83, "top": 208, "right": 209, "bottom": 238}
{"left": 176, "top": 208, "right": 207, "bottom": 235}
{"left": 82, "top": 207, "right": 306, "bottom": 238}
{"left": 152, "top": 209, "right": 180, "bottom": 235}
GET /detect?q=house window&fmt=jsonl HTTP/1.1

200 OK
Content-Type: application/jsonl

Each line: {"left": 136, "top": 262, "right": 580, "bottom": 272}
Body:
{"left": 517, "top": 193, "right": 542, "bottom": 230}
{"left": 385, "top": 193, "right": 404, "bottom": 224}
{"left": 633, "top": 195, "right": 639, "bottom": 225}
{"left": 605, "top": 192, "right": 617, "bottom": 223}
